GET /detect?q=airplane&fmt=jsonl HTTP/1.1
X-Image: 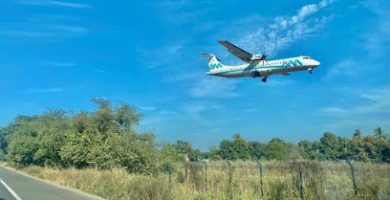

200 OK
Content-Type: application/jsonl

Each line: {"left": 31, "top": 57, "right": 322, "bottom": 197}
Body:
{"left": 202, "top": 40, "right": 320, "bottom": 82}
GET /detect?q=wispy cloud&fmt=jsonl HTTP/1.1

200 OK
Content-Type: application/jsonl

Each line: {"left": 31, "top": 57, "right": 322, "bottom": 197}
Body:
{"left": 182, "top": 103, "right": 212, "bottom": 115}
{"left": 27, "top": 87, "right": 64, "bottom": 94}
{"left": 237, "top": 0, "right": 336, "bottom": 55}
{"left": 0, "top": 24, "right": 89, "bottom": 38}
{"left": 164, "top": 71, "right": 202, "bottom": 82}
{"left": 0, "top": 30, "right": 53, "bottom": 38}
{"left": 320, "top": 106, "right": 348, "bottom": 114}
{"left": 244, "top": 108, "right": 259, "bottom": 113}
{"left": 137, "top": 43, "right": 184, "bottom": 68}
{"left": 19, "top": 0, "right": 92, "bottom": 9}
{"left": 325, "top": 59, "right": 360, "bottom": 78}
{"left": 150, "top": 0, "right": 212, "bottom": 9}
{"left": 148, "top": 0, "right": 215, "bottom": 25}
{"left": 52, "top": 25, "right": 88, "bottom": 33}
{"left": 139, "top": 106, "right": 157, "bottom": 111}
{"left": 320, "top": 87, "right": 390, "bottom": 116}
{"left": 319, "top": 86, "right": 390, "bottom": 132}
{"left": 140, "top": 101, "right": 220, "bottom": 129}
{"left": 3, "top": 1, "right": 91, "bottom": 39}
{"left": 43, "top": 61, "right": 75, "bottom": 67}
{"left": 360, "top": 0, "right": 390, "bottom": 58}
{"left": 354, "top": 87, "right": 390, "bottom": 115}
{"left": 190, "top": 77, "right": 239, "bottom": 98}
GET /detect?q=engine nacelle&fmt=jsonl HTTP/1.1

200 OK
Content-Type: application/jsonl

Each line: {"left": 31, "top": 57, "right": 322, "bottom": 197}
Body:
{"left": 251, "top": 54, "right": 266, "bottom": 61}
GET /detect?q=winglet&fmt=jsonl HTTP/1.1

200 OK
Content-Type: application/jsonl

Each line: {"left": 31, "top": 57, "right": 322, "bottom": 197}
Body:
{"left": 218, "top": 39, "right": 226, "bottom": 45}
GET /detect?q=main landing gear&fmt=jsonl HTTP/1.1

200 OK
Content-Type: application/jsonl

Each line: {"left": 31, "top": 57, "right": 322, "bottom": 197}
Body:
{"left": 261, "top": 77, "right": 267, "bottom": 83}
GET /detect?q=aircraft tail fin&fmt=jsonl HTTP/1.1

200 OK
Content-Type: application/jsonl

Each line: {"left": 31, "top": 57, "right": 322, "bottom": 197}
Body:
{"left": 201, "top": 52, "right": 223, "bottom": 70}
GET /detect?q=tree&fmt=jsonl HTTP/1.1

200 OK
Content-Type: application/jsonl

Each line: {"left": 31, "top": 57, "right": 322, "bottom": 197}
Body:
{"left": 91, "top": 98, "right": 117, "bottom": 135}
{"left": 206, "top": 146, "right": 221, "bottom": 160}
{"left": 35, "top": 110, "right": 70, "bottom": 166}
{"left": 264, "top": 138, "right": 289, "bottom": 161}
{"left": 6, "top": 135, "right": 39, "bottom": 165}
{"left": 319, "top": 132, "right": 340, "bottom": 159}
{"left": 219, "top": 134, "right": 250, "bottom": 160}
{"left": 298, "top": 140, "right": 313, "bottom": 159}
{"left": 174, "top": 140, "right": 193, "bottom": 155}
{"left": 116, "top": 104, "right": 141, "bottom": 130}
{"left": 160, "top": 143, "right": 183, "bottom": 162}
{"left": 248, "top": 141, "right": 265, "bottom": 160}
{"left": 60, "top": 130, "right": 98, "bottom": 168}
{"left": 348, "top": 129, "right": 368, "bottom": 161}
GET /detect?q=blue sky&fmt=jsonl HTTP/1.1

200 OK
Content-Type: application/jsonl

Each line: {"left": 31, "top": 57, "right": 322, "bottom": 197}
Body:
{"left": 0, "top": 0, "right": 389, "bottom": 149}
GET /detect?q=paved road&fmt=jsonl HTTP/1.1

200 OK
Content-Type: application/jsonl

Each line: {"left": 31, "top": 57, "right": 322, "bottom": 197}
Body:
{"left": 0, "top": 178, "right": 16, "bottom": 200}
{"left": 0, "top": 166, "right": 104, "bottom": 200}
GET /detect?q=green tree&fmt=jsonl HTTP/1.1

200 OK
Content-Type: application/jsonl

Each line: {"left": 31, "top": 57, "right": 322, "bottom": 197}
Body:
{"left": 264, "top": 138, "right": 289, "bottom": 161}
{"left": 60, "top": 130, "right": 98, "bottom": 168}
{"left": 206, "top": 146, "right": 221, "bottom": 160}
{"left": 319, "top": 132, "right": 340, "bottom": 159}
{"left": 35, "top": 110, "right": 70, "bottom": 166}
{"left": 248, "top": 141, "right": 265, "bottom": 160}
{"left": 219, "top": 134, "right": 250, "bottom": 160}
{"left": 116, "top": 104, "right": 141, "bottom": 130}
{"left": 6, "top": 135, "right": 39, "bottom": 165}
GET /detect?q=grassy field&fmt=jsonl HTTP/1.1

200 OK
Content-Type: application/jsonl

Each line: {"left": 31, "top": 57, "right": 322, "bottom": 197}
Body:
{"left": 14, "top": 161, "right": 390, "bottom": 200}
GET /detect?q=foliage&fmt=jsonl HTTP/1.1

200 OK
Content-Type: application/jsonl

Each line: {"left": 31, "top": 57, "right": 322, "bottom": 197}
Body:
{"left": 219, "top": 134, "right": 251, "bottom": 160}
{"left": 1, "top": 100, "right": 158, "bottom": 174}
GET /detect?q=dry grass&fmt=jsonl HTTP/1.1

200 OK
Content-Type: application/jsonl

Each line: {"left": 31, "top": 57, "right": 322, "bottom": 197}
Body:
{"left": 16, "top": 161, "right": 390, "bottom": 200}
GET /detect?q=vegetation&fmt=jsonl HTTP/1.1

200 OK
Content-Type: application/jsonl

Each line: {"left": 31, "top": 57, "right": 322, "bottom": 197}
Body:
{"left": 16, "top": 161, "right": 390, "bottom": 200}
{"left": 1, "top": 99, "right": 159, "bottom": 174}
{"left": 1, "top": 100, "right": 389, "bottom": 199}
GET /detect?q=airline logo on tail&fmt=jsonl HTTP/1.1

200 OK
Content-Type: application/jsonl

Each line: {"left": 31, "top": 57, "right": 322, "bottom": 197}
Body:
{"left": 201, "top": 52, "right": 223, "bottom": 70}
{"left": 209, "top": 63, "right": 223, "bottom": 69}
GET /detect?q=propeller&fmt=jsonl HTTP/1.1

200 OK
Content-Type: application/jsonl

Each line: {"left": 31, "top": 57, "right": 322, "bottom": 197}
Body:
{"left": 260, "top": 46, "right": 268, "bottom": 65}
{"left": 260, "top": 53, "right": 268, "bottom": 65}
{"left": 249, "top": 47, "right": 269, "bottom": 66}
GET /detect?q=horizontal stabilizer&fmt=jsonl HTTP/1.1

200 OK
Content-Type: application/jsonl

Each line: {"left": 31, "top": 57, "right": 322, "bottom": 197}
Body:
{"left": 200, "top": 52, "right": 215, "bottom": 61}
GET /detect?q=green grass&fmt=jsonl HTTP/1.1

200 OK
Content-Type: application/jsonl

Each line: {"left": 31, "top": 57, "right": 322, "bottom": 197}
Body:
{"left": 14, "top": 161, "right": 390, "bottom": 200}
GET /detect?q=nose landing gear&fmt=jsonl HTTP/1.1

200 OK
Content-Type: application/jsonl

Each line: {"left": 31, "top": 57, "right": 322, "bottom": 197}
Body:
{"left": 308, "top": 68, "right": 313, "bottom": 74}
{"left": 261, "top": 77, "right": 267, "bottom": 82}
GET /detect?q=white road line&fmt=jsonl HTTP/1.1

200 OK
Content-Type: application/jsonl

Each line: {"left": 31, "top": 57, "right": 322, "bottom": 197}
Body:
{"left": 0, "top": 178, "right": 22, "bottom": 200}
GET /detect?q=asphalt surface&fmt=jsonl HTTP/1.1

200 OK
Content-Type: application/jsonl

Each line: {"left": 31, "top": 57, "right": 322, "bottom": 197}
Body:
{"left": 0, "top": 179, "right": 16, "bottom": 200}
{"left": 0, "top": 166, "right": 104, "bottom": 200}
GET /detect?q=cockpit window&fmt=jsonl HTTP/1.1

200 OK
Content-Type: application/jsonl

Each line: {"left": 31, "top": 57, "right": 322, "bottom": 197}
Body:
{"left": 302, "top": 56, "right": 311, "bottom": 59}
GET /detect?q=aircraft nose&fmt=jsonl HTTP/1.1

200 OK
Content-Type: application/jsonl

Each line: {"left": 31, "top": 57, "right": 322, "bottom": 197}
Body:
{"left": 313, "top": 60, "right": 320, "bottom": 66}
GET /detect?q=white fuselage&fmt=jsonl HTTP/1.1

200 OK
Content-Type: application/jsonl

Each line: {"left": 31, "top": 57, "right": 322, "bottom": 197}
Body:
{"left": 207, "top": 56, "right": 320, "bottom": 78}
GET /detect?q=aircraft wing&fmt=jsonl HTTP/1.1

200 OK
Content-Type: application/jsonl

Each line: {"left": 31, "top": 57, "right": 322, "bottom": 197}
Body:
{"left": 218, "top": 40, "right": 253, "bottom": 63}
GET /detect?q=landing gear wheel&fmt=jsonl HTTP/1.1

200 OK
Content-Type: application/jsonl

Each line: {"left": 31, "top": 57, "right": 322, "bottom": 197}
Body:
{"left": 261, "top": 77, "right": 267, "bottom": 82}
{"left": 308, "top": 68, "right": 313, "bottom": 74}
